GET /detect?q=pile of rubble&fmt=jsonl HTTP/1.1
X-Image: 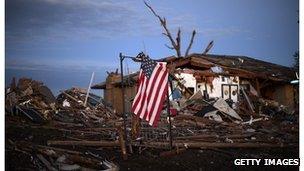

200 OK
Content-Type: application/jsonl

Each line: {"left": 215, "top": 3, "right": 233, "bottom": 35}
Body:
{"left": 54, "top": 87, "right": 118, "bottom": 127}
{"left": 5, "top": 78, "right": 298, "bottom": 170}
{"left": 6, "top": 78, "right": 122, "bottom": 170}
{"left": 5, "top": 78, "right": 119, "bottom": 125}
{"left": 129, "top": 86, "right": 298, "bottom": 150}
{"left": 175, "top": 87, "right": 297, "bottom": 122}
{"left": 6, "top": 78, "right": 56, "bottom": 121}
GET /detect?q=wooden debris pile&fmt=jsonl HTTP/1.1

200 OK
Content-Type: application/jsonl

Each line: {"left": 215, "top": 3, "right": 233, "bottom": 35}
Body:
{"left": 5, "top": 77, "right": 119, "bottom": 126}
{"left": 6, "top": 138, "right": 119, "bottom": 171}
{"left": 5, "top": 78, "right": 123, "bottom": 170}
{"left": 54, "top": 87, "right": 118, "bottom": 127}
{"left": 130, "top": 88, "right": 298, "bottom": 150}
{"left": 5, "top": 78, "right": 298, "bottom": 170}
{"left": 6, "top": 77, "right": 56, "bottom": 120}
{"left": 131, "top": 113, "right": 298, "bottom": 150}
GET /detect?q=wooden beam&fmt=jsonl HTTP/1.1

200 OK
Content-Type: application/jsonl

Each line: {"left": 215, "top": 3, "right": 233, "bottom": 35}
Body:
{"left": 138, "top": 141, "right": 292, "bottom": 149}
{"left": 240, "top": 88, "right": 255, "bottom": 113}
{"left": 168, "top": 57, "right": 191, "bottom": 68}
{"left": 47, "top": 140, "right": 120, "bottom": 147}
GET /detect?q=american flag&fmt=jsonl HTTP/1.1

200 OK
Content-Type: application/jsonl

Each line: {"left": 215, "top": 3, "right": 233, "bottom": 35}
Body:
{"left": 131, "top": 53, "right": 169, "bottom": 127}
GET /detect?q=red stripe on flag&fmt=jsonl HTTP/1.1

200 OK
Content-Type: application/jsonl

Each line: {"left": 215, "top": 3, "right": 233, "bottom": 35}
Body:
{"left": 131, "top": 62, "right": 169, "bottom": 127}
{"left": 138, "top": 65, "right": 163, "bottom": 119}
{"left": 133, "top": 77, "right": 148, "bottom": 118}
{"left": 142, "top": 65, "right": 166, "bottom": 120}
{"left": 152, "top": 85, "right": 168, "bottom": 127}
{"left": 135, "top": 79, "right": 149, "bottom": 118}
{"left": 144, "top": 68, "right": 167, "bottom": 121}
{"left": 149, "top": 72, "right": 168, "bottom": 125}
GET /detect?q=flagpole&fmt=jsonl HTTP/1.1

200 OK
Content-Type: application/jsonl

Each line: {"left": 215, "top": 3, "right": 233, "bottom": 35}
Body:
{"left": 167, "top": 77, "right": 173, "bottom": 150}
{"left": 119, "top": 53, "right": 141, "bottom": 157}
{"left": 119, "top": 53, "right": 128, "bottom": 152}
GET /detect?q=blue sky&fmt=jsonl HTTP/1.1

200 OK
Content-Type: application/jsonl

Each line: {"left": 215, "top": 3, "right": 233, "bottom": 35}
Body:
{"left": 5, "top": 0, "right": 299, "bottom": 94}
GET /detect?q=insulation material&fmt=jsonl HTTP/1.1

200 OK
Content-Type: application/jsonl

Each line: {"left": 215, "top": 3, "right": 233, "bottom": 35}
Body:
{"left": 210, "top": 66, "right": 224, "bottom": 73}
{"left": 63, "top": 99, "right": 71, "bottom": 107}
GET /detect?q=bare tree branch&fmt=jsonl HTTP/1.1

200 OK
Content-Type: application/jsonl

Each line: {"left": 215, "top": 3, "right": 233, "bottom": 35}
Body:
{"left": 203, "top": 40, "right": 214, "bottom": 55}
{"left": 176, "top": 28, "right": 181, "bottom": 57}
{"left": 165, "top": 44, "right": 174, "bottom": 50}
{"left": 162, "top": 33, "right": 168, "bottom": 36}
{"left": 185, "top": 30, "right": 196, "bottom": 57}
{"left": 144, "top": 1, "right": 181, "bottom": 57}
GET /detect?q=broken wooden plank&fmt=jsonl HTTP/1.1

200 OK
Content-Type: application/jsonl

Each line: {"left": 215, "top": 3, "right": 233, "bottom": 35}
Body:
{"left": 47, "top": 140, "right": 120, "bottom": 147}
{"left": 242, "top": 118, "right": 263, "bottom": 125}
{"left": 36, "top": 145, "right": 82, "bottom": 155}
{"left": 137, "top": 141, "right": 292, "bottom": 149}
{"left": 36, "top": 147, "right": 102, "bottom": 166}
{"left": 59, "top": 91, "right": 83, "bottom": 104}
{"left": 240, "top": 87, "right": 255, "bottom": 113}
{"left": 36, "top": 154, "right": 57, "bottom": 171}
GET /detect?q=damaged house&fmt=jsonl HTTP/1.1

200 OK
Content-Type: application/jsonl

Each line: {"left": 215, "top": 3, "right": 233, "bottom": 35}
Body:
{"left": 92, "top": 53, "right": 298, "bottom": 115}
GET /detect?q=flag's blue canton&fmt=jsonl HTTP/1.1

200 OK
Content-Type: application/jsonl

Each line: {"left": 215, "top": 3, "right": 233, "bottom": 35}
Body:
{"left": 141, "top": 55, "right": 156, "bottom": 79}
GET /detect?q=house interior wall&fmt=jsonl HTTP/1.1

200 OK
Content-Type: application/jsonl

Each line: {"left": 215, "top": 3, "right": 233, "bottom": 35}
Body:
{"left": 176, "top": 72, "right": 240, "bottom": 102}
{"left": 196, "top": 76, "right": 239, "bottom": 102}
{"left": 175, "top": 73, "right": 197, "bottom": 93}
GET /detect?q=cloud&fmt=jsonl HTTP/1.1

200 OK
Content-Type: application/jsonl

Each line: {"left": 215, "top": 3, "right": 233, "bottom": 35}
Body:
{"left": 6, "top": 0, "right": 255, "bottom": 71}
{"left": 198, "top": 27, "right": 250, "bottom": 38}
{"left": 6, "top": 0, "right": 203, "bottom": 43}
{"left": 5, "top": 57, "right": 116, "bottom": 72}
{"left": 6, "top": 0, "right": 140, "bottom": 43}
{"left": 134, "top": 5, "right": 199, "bottom": 37}
{"left": 6, "top": 0, "right": 245, "bottom": 46}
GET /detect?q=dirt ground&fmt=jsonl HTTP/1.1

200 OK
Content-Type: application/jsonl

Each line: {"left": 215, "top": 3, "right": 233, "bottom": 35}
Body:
{"left": 5, "top": 116, "right": 299, "bottom": 171}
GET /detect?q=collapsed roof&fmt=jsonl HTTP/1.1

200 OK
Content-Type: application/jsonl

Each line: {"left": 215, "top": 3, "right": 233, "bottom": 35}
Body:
{"left": 92, "top": 53, "right": 296, "bottom": 89}
{"left": 163, "top": 53, "right": 296, "bottom": 81}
